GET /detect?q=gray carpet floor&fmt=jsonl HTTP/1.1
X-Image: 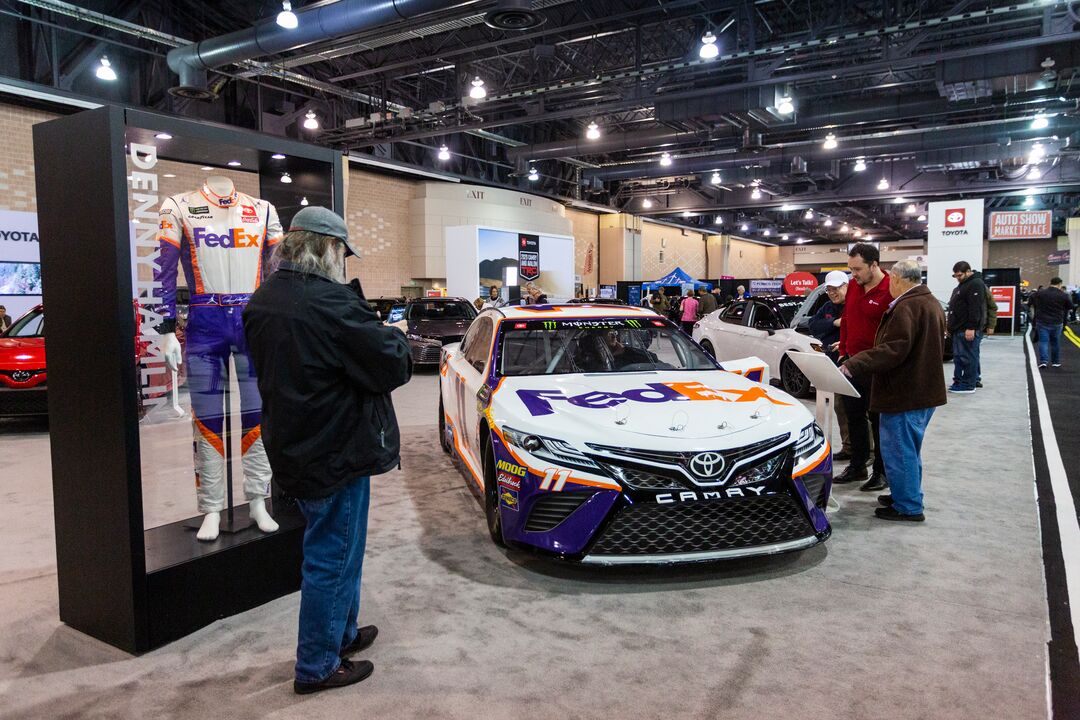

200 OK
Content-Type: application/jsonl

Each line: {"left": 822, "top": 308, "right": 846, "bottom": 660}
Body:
{"left": 0, "top": 337, "right": 1050, "bottom": 719}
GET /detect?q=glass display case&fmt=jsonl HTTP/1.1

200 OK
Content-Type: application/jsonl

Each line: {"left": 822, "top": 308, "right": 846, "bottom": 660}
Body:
{"left": 34, "top": 106, "right": 343, "bottom": 653}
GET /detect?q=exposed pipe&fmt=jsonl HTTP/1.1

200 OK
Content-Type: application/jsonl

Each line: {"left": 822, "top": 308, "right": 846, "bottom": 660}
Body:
{"left": 507, "top": 127, "right": 731, "bottom": 161}
{"left": 582, "top": 118, "right": 1080, "bottom": 182}
{"left": 166, "top": 0, "right": 479, "bottom": 98}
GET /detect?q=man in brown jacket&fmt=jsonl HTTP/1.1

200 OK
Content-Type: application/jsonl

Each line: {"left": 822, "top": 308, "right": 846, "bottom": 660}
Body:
{"left": 841, "top": 260, "right": 947, "bottom": 521}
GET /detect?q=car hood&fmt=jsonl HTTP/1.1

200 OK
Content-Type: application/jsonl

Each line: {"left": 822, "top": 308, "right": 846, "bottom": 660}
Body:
{"left": 410, "top": 317, "right": 471, "bottom": 338}
{"left": 492, "top": 369, "right": 810, "bottom": 447}
{"left": 0, "top": 337, "right": 45, "bottom": 363}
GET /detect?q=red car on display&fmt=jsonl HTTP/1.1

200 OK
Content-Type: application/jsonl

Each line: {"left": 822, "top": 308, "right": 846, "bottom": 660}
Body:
{"left": 0, "top": 304, "right": 48, "bottom": 417}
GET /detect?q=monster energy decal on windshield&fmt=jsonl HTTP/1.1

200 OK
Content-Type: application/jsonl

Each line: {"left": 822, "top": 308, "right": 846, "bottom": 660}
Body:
{"left": 513, "top": 318, "right": 656, "bottom": 331}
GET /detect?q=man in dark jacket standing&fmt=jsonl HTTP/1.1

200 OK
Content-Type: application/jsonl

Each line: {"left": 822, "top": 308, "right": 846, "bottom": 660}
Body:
{"left": 243, "top": 206, "right": 412, "bottom": 695}
{"left": 843, "top": 260, "right": 947, "bottom": 521}
{"left": 1031, "top": 277, "right": 1074, "bottom": 368}
{"left": 946, "top": 261, "right": 987, "bottom": 393}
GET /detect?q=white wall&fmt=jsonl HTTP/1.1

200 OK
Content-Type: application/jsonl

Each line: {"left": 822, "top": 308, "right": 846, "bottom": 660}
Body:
{"left": 927, "top": 199, "right": 984, "bottom": 302}
{"left": 444, "top": 226, "right": 576, "bottom": 302}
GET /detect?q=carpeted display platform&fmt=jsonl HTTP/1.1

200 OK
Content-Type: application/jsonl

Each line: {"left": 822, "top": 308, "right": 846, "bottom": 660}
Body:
{"left": 0, "top": 341, "right": 1055, "bottom": 719}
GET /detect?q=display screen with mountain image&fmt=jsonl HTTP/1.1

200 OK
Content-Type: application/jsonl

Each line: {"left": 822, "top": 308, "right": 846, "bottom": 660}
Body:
{"left": 0, "top": 262, "right": 42, "bottom": 295}
{"left": 477, "top": 228, "right": 573, "bottom": 300}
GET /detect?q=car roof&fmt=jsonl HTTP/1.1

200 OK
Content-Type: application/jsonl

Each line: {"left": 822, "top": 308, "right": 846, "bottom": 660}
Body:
{"left": 405, "top": 296, "right": 472, "bottom": 304}
{"left": 492, "top": 304, "right": 657, "bottom": 319}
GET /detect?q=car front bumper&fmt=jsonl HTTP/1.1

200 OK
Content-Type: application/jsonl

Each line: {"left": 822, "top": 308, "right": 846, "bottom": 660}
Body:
{"left": 0, "top": 386, "right": 48, "bottom": 416}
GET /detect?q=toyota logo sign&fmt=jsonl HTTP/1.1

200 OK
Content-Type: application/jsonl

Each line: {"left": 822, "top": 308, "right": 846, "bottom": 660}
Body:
{"left": 944, "top": 208, "right": 966, "bottom": 227}
{"left": 11, "top": 370, "right": 32, "bottom": 382}
{"left": 689, "top": 452, "right": 726, "bottom": 479}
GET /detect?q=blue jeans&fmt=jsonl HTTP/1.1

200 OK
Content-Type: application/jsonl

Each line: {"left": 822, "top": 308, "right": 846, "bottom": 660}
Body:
{"left": 879, "top": 408, "right": 935, "bottom": 515}
{"left": 1036, "top": 323, "right": 1063, "bottom": 365}
{"left": 294, "top": 477, "right": 371, "bottom": 683}
{"left": 951, "top": 333, "right": 979, "bottom": 390}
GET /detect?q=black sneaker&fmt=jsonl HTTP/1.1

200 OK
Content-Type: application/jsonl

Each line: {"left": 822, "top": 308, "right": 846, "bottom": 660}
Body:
{"left": 874, "top": 506, "right": 924, "bottom": 522}
{"left": 1038, "top": 363, "right": 1047, "bottom": 369}
{"left": 877, "top": 494, "right": 893, "bottom": 507}
{"left": 1052, "top": 363, "right": 1062, "bottom": 368}
{"left": 294, "top": 659, "right": 374, "bottom": 695}
{"left": 975, "top": 381, "right": 983, "bottom": 388}
{"left": 859, "top": 472, "right": 888, "bottom": 492}
{"left": 340, "top": 625, "right": 378, "bottom": 658}
{"left": 832, "top": 465, "right": 869, "bottom": 484}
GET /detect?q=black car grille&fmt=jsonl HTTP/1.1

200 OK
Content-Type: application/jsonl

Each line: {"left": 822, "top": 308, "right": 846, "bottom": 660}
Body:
{"left": 587, "top": 494, "right": 814, "bottom": 556}
{"left": 524, "top": 491, "right": 593, "bottom": 532}
{"left": 800, "top": 475, "right": 829, "bottom": 509}
{"left": 411, "top": 344, "right": 442, "bottom": 364}
{"left": 586, "top": 433, "right": 790, "bottom": 485}
{"left": 0, "top": 387, "right": 49, "bottom": 416}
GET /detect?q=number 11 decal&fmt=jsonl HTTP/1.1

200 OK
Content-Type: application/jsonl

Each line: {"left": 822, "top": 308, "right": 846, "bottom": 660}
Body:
{"left": 539, "top": 468, "right": 571, "bottom": 491}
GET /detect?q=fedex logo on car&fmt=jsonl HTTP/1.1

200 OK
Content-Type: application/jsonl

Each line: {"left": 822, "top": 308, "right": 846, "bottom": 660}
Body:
{"left": 944, "top": 208, "right": 966, "bottom": 227}
{"left": 191, "top": 227, "right": 261, "bottom": 248}
{"left": 516, "top": 381, "right": 792, "bottom": 417}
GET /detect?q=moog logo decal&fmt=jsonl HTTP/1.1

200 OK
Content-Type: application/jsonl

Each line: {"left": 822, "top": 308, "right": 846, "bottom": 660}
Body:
{"left": 516, "top": 382, "right": 792, "bottom": 417}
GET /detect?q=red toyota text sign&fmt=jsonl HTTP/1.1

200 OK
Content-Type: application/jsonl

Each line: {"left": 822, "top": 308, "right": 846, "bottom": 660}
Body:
{"left": 990, "top": 286, "right": 1015, "bottom": 319}
{"left": 988, "top": 211, "right": 1052, "bottom": 240}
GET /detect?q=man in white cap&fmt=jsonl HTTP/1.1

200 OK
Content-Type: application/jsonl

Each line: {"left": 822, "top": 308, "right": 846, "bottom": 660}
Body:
{"left": 243, "top": 206, "right": 412, "bottom": 694}
{"left": 807, "top": 271, "right": 854, "bottom": 462}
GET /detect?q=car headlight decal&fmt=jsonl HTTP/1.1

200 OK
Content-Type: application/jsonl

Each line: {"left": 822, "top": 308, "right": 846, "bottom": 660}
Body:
{"left": 502, "top": 426, "right": 600, "bottom": 472}
{"left": 794, "top": 422, "right": 827, "bottom": 465}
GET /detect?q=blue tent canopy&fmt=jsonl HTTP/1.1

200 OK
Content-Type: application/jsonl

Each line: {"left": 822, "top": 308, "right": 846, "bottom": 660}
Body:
{"left": 642, "top": 266, "right": 712, "bottom": 291}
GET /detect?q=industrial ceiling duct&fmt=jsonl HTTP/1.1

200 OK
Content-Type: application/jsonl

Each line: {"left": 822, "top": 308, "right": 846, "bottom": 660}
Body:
{"left": 484, "top": 0, "right": 545, "bottom": 30}
{"left": 167, "top": 0, "right": 477, "bottom": 100}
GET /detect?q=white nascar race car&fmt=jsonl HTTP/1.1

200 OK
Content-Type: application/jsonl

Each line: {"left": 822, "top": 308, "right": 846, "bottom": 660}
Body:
{"left": 438, "top": 303, "right": 833, "bottom": 565}
{"left": 692, "top": 288, "right": 829, "bottom": 397}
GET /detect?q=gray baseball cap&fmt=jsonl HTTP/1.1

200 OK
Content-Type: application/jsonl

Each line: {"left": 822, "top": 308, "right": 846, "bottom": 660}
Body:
{"left": 288, "top": 206, "right": 360, "bottom": 258}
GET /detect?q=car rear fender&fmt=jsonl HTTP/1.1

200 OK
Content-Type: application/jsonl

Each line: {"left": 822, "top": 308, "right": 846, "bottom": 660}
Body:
{"left": 717, "top": 355, "right": 770, "bottom": 385}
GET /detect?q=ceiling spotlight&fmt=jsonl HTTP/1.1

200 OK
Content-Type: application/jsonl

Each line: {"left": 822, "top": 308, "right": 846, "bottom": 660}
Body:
{"left": 682, "top": 210, "right": 693, "bottom": 218}
{"left": 853, "top": 229, "right": 862, "bottom": 237}
{"left": 781, "top": 234, "right": 790, "bottom": 241}
{"left": 763, "top": 229, "right": 771, "bottom": 236}
{"left": 740, "top": 223, "right": 749, "bottom": 232}
{"left": 642, "top": 198, "right": 653, "bottom": 208}
{"left": 714, "top": 216, "right": 723, "bottom": 224}
{"left": 823, "top": 218, "right": 833, "bottom": 227}
{"left": 227, "top": 160, "right": 241, "bottom": 167}
{"left": 271, "top": 153, "right": 286, "bottom": 160}
{"left": 1031, "top": 113, "right": 1050, "bottom": 130}
{"left": 586, "top": 122, "right": 601, "bottom": 140}
{"left": 528, "top": 167, "right": 539, "bottom": 181}
{"left": 699, "top": 31, "right": 719, "bottom": 59}
{"left": 750, "top": 187, "right": 762, "bottom": 199}
{"left": 854, "top": 158, "right": 867, "bottom": 172}
{"left": 155, "top": 132, "right": 172, "bottom": 140}
{"left": 469, "top": 77, "right": 487, "bottom": 99}
{"left": 777, "top": 96, "right": 794, "bottom": 115}
{"left": 96, "top": 56, "right": 117, "bottom": 81}
{"left": 1029, "top": 167, "right": 1043, "bottom": 180}
{"left": 840, "top": 224, "right": 849, "bottom": 233}
{"left": 917, "top": 215, "right": 926, "bottom": 222}
{"left": 1023, "top": 195, "right": 1035, "bottom": 206}
{"left": 877, "top": 177, "right": 889, "bottom": 190}
{"left": 280, "top": 172, "right": 292, "bottom": 184}
{"left": 823, "top": 133, "right": 838, "bottom": 150}
{"left": 437, "top": 145, "right": 451, "bottom": 161}
{"left": 303, "top": 110, "right": 319, "bottom": 130}
{"left": 277, "top": 1, "right": 298, "bottom": 29}
{"left": 710, "top": 171, "right": 722, "bottom": 185}
{"left": 659, "top": 152, "right": 673, "bottom": 167}
{"left": 780, "top": 204, "right": 795, "bottom": 211}
{"left": 804, "top": 209, "right": 814, "bottom": 220}
{"left": 300, "top": 196, "right": 309, "bottom": 206}
{"left": 906, "top": 204, "right": 917, "bottom": 214}
{"left": 796, "top": 237, "right": 808, "bottom": 244}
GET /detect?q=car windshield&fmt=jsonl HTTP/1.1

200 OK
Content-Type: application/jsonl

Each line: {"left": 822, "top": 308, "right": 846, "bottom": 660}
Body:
{"left": 408, "top": 301, "right": 475, "bottom": 321}
{"left": 7, "top": 309, "right": 44, "bottom": 337}
{"left": 775, "top": 299, "right": 803, "bottom": 326}
{"left": 499, "top": 317, "right": 716, "bottom": 376}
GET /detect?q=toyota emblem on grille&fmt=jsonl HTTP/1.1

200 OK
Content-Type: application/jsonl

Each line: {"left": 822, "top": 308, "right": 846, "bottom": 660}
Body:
{"left": 689, "top": 452, "right": 725, "bottom": 479}
{"left": 11, "top": 370, "right": 32, "bottom": 383}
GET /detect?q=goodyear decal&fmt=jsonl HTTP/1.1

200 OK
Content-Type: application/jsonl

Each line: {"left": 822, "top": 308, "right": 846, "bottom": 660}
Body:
{"left": 516, "top": 381, "right": 792, "bottom": 417}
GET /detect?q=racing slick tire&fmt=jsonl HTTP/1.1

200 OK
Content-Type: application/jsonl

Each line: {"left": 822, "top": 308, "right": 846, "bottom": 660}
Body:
{"left": 482, "top": 433, "right": 507, "bottom": 547}
{"left": 438, "top": 395, "right": 451, "bottom": 455}
{"left": 780, "top": 354, "right": 812, "bottom": 398}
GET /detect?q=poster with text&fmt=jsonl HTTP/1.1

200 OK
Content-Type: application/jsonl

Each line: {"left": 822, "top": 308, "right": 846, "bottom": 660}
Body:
{"left": 0, "top": 210, "right": 42, "bottom": 320}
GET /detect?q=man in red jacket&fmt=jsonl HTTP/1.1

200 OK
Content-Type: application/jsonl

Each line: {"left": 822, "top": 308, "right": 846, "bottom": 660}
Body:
{"left": 834, "top": 243, "right": 891, "bottom": 491}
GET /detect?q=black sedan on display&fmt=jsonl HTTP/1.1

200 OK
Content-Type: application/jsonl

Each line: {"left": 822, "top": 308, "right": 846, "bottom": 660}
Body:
{"left": 387, "top": 297, "right": 478, "bottom": 365}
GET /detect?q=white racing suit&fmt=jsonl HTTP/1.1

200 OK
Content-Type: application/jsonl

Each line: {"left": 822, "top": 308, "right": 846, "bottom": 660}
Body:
{"left": 154, "top": 185, "right": 283, "bottom": 513}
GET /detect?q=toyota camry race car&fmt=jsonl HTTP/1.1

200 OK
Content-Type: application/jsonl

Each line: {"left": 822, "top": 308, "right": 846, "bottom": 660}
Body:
{"left": 438, "top": 304, "right": 832, "bottom": 565}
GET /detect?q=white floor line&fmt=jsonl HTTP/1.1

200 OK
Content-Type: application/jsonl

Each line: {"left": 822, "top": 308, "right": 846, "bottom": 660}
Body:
{"left": 1026, "top": 333, "right": 1080, "bottom": 720}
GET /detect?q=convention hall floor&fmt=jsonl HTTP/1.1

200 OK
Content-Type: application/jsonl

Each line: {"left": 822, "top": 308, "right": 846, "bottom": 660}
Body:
{"left": 0, "top": 338, "right": 1055, "bottom": 719}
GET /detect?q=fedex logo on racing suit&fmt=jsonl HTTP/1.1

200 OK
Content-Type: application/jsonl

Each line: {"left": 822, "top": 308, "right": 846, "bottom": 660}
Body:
{"left": 191, "top": 227, "right": 261, "bottom": 248}
{"left": 516, "top": 381, "right": 792, "bottom": 417}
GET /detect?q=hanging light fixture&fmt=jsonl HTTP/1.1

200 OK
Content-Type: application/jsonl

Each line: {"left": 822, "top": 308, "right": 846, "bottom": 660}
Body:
{"left": 854, "top": 158, "right": 867, "bottom": 172}
{"left": 916, "top": 214, "right": 926, "bottom": 222}
{"left": 763, "top": 229, "right": 771, "bottom": 236}
{"left": 1031, "top": 112, "right": 1050, "bottom": 130}
{"left": 300, "top": 197, "right": 309, "bottom": 206}
{"left": 751, "top": 187, "right": 762, "bottom": 199}
{"left": 277, "top": 1, "right": 298, "bottom": 29}
{"left": 527, "top": 167, "right": 539, "bottom": 181}
{"left": 1029, "top": 167, "right": 1043, "bottom": 180}
{"left": 714, "top": 216, "right": 723, "bottom": 224}
{"left": 781, "top": 234, "right": 790, "bottom": 241}
{"left": 642, "top": 198, "right": 653, "bottom": 209}
{"left": 1028, "top": 142, "right": 1045, "bottom": 164}
{"left": 1023, "top": 195, "right": 1035, "bottom": 206}
{"left": 906, "top": 204, "right": 917, "bottom": 214}
{"left": 840, "top": 224, "right": 849, "bottom": 233}
{"left": 740, "top": 223, "right": 749, "bottom": 232}
{"left": 437, "top": 145, "right": 451, "bottom": 161}
{"left": 777, "top": 96, "right": 794, "bottom": 115}
{"left": 699, "top": 31, "right": 719, "bottom": 59}
{"left": 155, "top": 132, "right": 172, "bottom": 140}
{"left": 585, "top": 122, "right": 601, "bottom": 140}
{"left": 96, "top": 56, "right": 117, "bottom": 81}
{"left": 469, "top": 77, "right": 487, "bottom": 99}
{"left": 659, "top": 152, "right": 673, "bottom": 167}
{"left": 271, "top": 153, "right": 286, "bottom": 160}
{"left": 822, "top": 133, "right": 838, "bottom": 150}
{"left": 823, "top": 218, "right": 833, "bottom": 227}
{"left": 804, "top": 209, "right": 814, "bottom": 220}
{"left": 227, "top": 160, "right": 242, "bottom": 167}
{"left": 853, "top": 229, "right": 863, "bottom": 237}
{"left": 710, "top": 171, "right": 722, "bottom": 185}
{"left": 877, "top": 177, "right": 889, "bottom": 190}
{"left": 280, "top": 173, "right": 292, "bottom": 184}
{"left": 303, "top": 111, "right": 319, "bottom": 130}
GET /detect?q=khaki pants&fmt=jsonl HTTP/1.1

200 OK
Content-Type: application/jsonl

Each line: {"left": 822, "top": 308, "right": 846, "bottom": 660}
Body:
{"left": 834, "top": 394, "right": 851, "bottom": 454}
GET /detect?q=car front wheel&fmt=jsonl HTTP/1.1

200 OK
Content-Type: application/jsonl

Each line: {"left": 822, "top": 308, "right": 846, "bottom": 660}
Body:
{"left": 483, "top": 433, "right": 507, "bottom": 547}
{"left": 780, "top": 354, "right": 812, "bottom": 397}
{"left": 700, "top": 338, "right": 716, "bottom": 358}
{"left": 438, "top": 395, "right": 451, "bottom": 454}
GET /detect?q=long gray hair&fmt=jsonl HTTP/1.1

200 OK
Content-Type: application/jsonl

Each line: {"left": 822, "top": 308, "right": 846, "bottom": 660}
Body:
{"left": 272, "top": 230, "right": 345, "bottom": 281}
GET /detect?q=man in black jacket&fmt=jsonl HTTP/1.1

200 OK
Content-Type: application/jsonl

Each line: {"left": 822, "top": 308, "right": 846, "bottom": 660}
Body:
{"left": 1031, "top": 277, "right": 1074, "bottom": 368}
{"left": 946, "top": 261, "right": 987, "bottom": 393}
{"left": 243, "top": 206, "right": 412, "bottom": 695}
